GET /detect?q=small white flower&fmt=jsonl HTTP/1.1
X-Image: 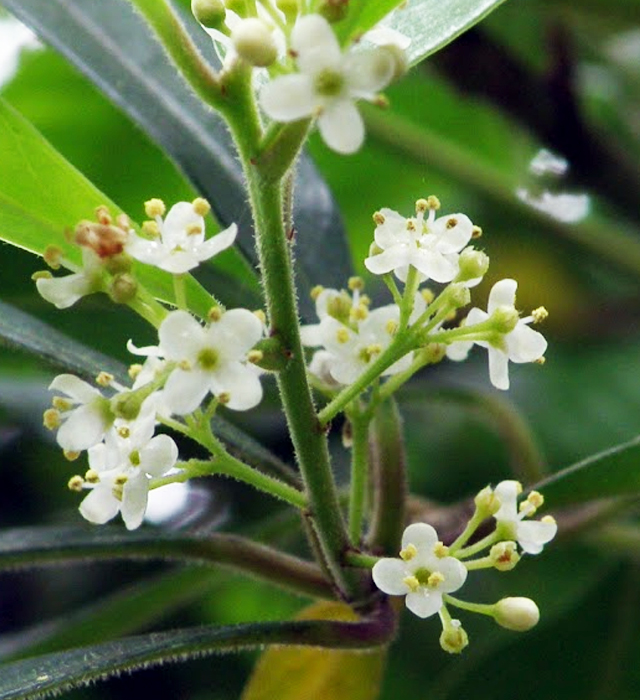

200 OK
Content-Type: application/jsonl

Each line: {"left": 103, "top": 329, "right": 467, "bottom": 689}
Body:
{"left": 36, "top": 248, "right": 104, "bottom": 309}
{"left": 126, "top": 201, "right": 237, "bottom": 274}
{"left": 48, "top": 374, "right": 113, "bottom": 452}
{"left": 364, "top": 204, "right": 474, "bottom": 283}
{"left": 260, "top": 14, "right": 396, "bottom": 154}
{"left": 372, "top": 523, "right": 468, "bottom": 618}
{"left": 445, "top": 279, "right": 547, "bottom": 390}
{"left": 156, "top": 309, "right": 263, "bottom": 414}
{"left": 79, "top": 403, "right": 179, "bottom": 530}
{"left": 493, "top": 480, "right": 557, "bottom": 554}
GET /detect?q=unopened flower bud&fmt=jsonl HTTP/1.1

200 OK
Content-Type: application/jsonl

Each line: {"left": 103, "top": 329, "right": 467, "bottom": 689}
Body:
{"left": 378, "top": 44, "right": 408, "bottom": 82}
{"left": 318, "top": 0, "right": 349, "bottom": 23}
{"left": 108, "top": 272, "right": 138, "bottom": 304}
{"left": 457, "top": 247, "right": 489, "bottom": 283}
{"left": 448, "top": 283, "right": 471, "bottom": 309}
{"left": 474, "top": 485, "right": 500, "bottom": 516}
{"left": 191, "top": 0, "right": 226, "bottom": 29}
{"left": 494, "top": 597, "right": 539, "bottom": 631}
{"left": 232, "top": 18, "right": 278, "bottom": 67}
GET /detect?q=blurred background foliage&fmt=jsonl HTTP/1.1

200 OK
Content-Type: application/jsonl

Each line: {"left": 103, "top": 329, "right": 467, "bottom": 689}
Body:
{"left": 0, "top": 0, "right": 640, "bottom": 698}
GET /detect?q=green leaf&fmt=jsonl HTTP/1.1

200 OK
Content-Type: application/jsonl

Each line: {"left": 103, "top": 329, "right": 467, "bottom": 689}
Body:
{"left": 0, "top": 608, "right": 392, "bottom": 699}
{"left": 0, "top": 97, "right": 218, "bottom": 317}
{"left": 536, "top": 436, "right": 640, "bottom": 509}
{"left": 241, "top": 601, "right": 386, "bottom": 700}
{"left": 333, "top": 0, "right": 406, "bottom": 45}
{"left": 388, "top": 0, "right": 510, "bottom": 66}
{"left": 0, "top": 0, "right": 353, "bottom": 316}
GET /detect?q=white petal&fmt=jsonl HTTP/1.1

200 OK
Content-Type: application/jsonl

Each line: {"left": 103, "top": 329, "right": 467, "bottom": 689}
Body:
{"left": 121, "top": 473, "right": 149, "bottom": 530}
{"left": 210, "top": 362, "right": 263, "bottom": 411}
{"left": 138, "top": 435, "right": 179, "bottom": 476}
{"left": 291, "top": 15, "right": 342, "bottom": 73}
{"left": 401, "top": 522, "right": 438, "bottom": 551}
{"left": 434, "top": 557, "right": 468, "bottom": 593}
{"left": 57, "top": 404, "right": 109, "bottom": 451}
{"left": 493, "top": 481, "right": 520, "bottom": 522}
{"left": 411, "top": 248, "right": 458, "bottom": 283}
{"left": 373, "top": 210, "right": 412, "bottom": 249}
{"left": 488, "top": 347, "right": 510, "bottom": 390}
{"left": 507, "top": 323, "right": 547, "bottom": 363}
{"left": 517, "top": 519, "right": 557, "bottom": 554}
{"left": 125, "top": 233, "right": 167, "bottom": 267}
{"left": 158, "top": 310, "right": 205, "bottom": 361}
{"left": 317, "top": 100, "right": 365, "bottom": 154}
{"left": 154, "top": 250, "right": 201, "bottom": 274}
{"left": 36, "top": 272, "right": 94, "bottom": 309}
{"left": 211, "top": 309, "right": 263, "bottom": 359}
{"left": 405, "top": 589, "right": 443, "bottom": 618}
{"left": 79, "top": 484, "right": 120, "bottom": 525}
{"left": 49, "top": 374, "right": 100, "bottom": 403}
{"left": 163, "top": 368, "right": 210, "bottom": 415}
{"left": 372, "top": 558, "right": 409, "bottom": 595}
{"left": 364, "top": 245, "right": 412, "bottom": 275}
{"left": 488, "top": 279, "right": 517, "bottom": 313}
{"left": 431, "top": 214, "right": 474, "bottom": 252}
{"left": 194, "top": 223, "right": 237, "bottom": 261}
{"left": 345, "top": 48, "right": 395, "bottom": 97}
{"left": 300, "top": 323, "right": 323, "bottom": 346}
{"left": 261, "top": 74, "right": 316, "bottom": 121}
{"left": 162, "top": 202, "right": 204, "bottom": 247}
{"left": 446, "top": 340, "right": 473, "bottom": 362}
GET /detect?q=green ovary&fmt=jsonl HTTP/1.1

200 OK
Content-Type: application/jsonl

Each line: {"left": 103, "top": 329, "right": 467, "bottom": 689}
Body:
{"left": 197, "top": 347, "right": 219, "bottom": 371}
{"left": 314, "top": 69, "right": 345, "bottom": 97}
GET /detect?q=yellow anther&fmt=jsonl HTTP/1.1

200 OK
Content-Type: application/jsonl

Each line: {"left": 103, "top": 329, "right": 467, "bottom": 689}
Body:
{"left": 311, "top": 285, "right": 324, "bottom": 301}
{"left": 433, "top": 541, "right": 450, "bottom": 558}
{"left": 351, "top": 304, "right": 368, "bottom": 322}
{"left": 535, "top": 356, "right": 546, "bottom": 366}
{"left": 531, "top": 306, "right": 549, "bottom": 323}
{"left": 208, "top": 306, "right": 223, "bottom": 322}
{"left": 415, "top": 198, "right": 429, "bottom": 213}
{"left": 426, "top": 195, "right": 441, "bottom": 210}
{"left": 399, "top": 543, "right": 417, "bottom": 561}
{"left": 144, "top": 198, "right": 166, "bottom": 218}
{"left": 490, "top": 541, "right": 520, "bottom": 571}
{"left": 541, "top": 515, "right": 556, "bottom": 525}
{"left": 360, "top": 294, "right": 371, "bottom": 307}
{"left": 85, "top": 469, "right": 100, "bottom": 484}
{"left": 96, "top": 371, "right": 114, "bottom": 387}
{"left": 218, "top": 391, "right": 231, "bottom": 405}
{"left": 247, "top": 349, "right": 264, "bottom": 364}
{"left": 32, "top": 270, "right": 52, "bottom": 281}
{"left": 117, "top": 426, "right": 131, "bottom": 439}
{"left": 402, "top": 575, "right": 420, "bottom": 592}
{"left": 52, "top": 397, "right": 73, "bottom": 412}
{"left": 68, "top": 475, "right": 84, "bottom": 492}
{"left": 95, "top": 205, "right": 112, "bottom": 225}
{"left": 366, "top": 343, "right": 382, "bottom": 357}
{"left": 192, "top": 197, "right": 211, "bottom": 216}
{"left": 427, "top": 571, "right": 445, "bottom": 588}
{"left": 373, "top": 211, "right": 385, "bottom": 226}
{"left": 445, "top": 217, "right": 459, "bottom": 229}
{"left": 336, "top": 328, "right": 350, "bottom": 344}
{"left": 142, "top": 220, "right": 160, "bottom": 237}
{"left": 253, "top": 309, "right": 267, "bottom": 325}
{"left": 114, "top": 474, "right": 129, "bottom": 486}
{"left": 128, "top": 363, "right": 143, "bottom": 380}
{"left": 471, "top": 225, "right": 483, "bottom": 238}
{"left": 43, "top": 245, "right": 63, "bottom": 270}
{"left": 43, "top": 408, "right": 61, "bottom": 431}
{"left": 421, "top": 288, "right": 435, "bottom": 304}
{"left": 385, "top": 319, "right": 398, "bottom": 335}
{"left": 406, "top": 219, "right": 417, "bottom": 232}
{"left": 64, "top": 450, "right": 81, "bottom": 462}
{"left": 178, "top": 359, "right": 192, "bottom": 371}
{"left": 348, "top": 276, "right": 364, "bottom": 291}
{"left": 527, "top": 491, "right": 544, "bottom": 508}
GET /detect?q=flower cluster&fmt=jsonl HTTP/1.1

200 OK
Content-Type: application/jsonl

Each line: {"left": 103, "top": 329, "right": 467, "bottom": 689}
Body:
{"left": 372, "top": 480, "right": 557, "bottom": 652}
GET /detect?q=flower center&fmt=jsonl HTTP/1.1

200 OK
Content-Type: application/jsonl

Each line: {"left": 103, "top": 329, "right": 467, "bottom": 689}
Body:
{"left": 197, "top": 347, "right": 220, "bottom": 371}
{"left": 314, "top": 68, "right": 345, "bottom": 98}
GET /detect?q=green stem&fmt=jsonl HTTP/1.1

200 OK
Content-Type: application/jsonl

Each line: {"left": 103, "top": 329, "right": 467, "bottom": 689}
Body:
{"left": 127, "top": 285, "right": 169, "bottom": 328}
{"left": 127, "top": 0, "right": 223, "bottom": 105}
{"left": 173, "top": 273, "right": 187, "bottom": 310}
{"left": 348, "top": 407, "right": 371, "bottom": 546}
{"left": 156, "top": 456, "right": 307, "bottom": 509}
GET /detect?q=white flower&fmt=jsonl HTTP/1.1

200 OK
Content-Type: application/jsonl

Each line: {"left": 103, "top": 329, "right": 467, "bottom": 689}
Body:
{"left": 36, "top": 248, "right": 103, "bottom": 309}
{"left": 372, "top": 523, "right": 468, "bottom": 619}
{"left": 48, "top": 374, "right": 113, "bottom": 452}
{"left": 126, "top": 200, "right": 237, "bottom": 274}
{"left": 301, "top": 287, "right": 417, "bottom": 385}
{"left": 364, "top": 204, "right": 474, "bottom": 283}
{"left": 260, "top": 14, "right": 396, "bottom": 154}
{"left": 79, "top": 403, "right": 179, "bottom": 530}
{"left": 156, "top": 309, "right": 263, "bottom": 414}
{"left": 493, "top": 480, "right": 557, "bottom": 554}
{"left": 445, "top": 279, "right": 547, "bottom": 390}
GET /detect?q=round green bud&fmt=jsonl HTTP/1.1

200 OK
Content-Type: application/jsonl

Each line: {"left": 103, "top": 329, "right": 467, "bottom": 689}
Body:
{"left": 457, "top": 247, "right": 489, "bottom": 283}
{"left": 231, "top": 18, "right": 278, "bottom": 67}
{"left": 191, "top": 0, "right": 226, "bottom": 29}
{"left": 108, "top": 272, "right": 138, "bottom": 304}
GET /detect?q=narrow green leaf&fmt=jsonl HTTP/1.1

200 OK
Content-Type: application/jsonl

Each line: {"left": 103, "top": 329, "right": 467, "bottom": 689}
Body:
{"left": 389, "top": 0, "right": 510, "bottom": 66}
{"left": 0, "top": 0, "right": 353, "bottom": 316}
{"left": 537, "top": 436, "right": 640, "bottom": 509}
{"left": 0, "top": 97, "right": 219, "bottom": 318}
{"left": 333, "top": 0, "right": 406, "bottom": 45}
{"left": 0, "top": 605, "right": 393, "bottom": 700}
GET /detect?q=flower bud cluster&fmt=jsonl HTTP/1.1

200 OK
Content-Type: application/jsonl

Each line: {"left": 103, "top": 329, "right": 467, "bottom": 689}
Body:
{"left": 371, "top": 480, "right": 557, "bottom": 652}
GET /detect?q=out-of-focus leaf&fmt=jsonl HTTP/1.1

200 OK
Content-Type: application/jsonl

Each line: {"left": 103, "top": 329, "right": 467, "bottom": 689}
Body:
{"left": 0, "top": 0, "right": 352, "bottom": 317}
{"left": 388, "top": 0, "right": 509, "bottom": 66}
{"left": 241, "top": 601, "right": 386, "bottom": 700}
{"left": 536, "top": 435, "right": 640, "bottom": 509}
{"left": 0, "top": 98, "right": 217, "bottom": 318}
{"left": 0, "top": 612, "right": 389, "bottom": 699}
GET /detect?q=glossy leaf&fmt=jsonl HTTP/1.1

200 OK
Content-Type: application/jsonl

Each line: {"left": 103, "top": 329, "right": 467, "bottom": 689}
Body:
{"left": 241, "top": 601, "right": 386, "bottom": 700}
{"left": 0, "top": 98, "right": 219, "bottom": 318}
{"left": 536, "top": 436, "right": 640, "bottom": 509}
{"left": 0, "top": 0, "right": 352, "bottom": 317}
{"left": 0, "top": 609, "right": 391, "bottom": 699}
{"left": 388, "top": 0, "right": 509, "bottom": 66}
